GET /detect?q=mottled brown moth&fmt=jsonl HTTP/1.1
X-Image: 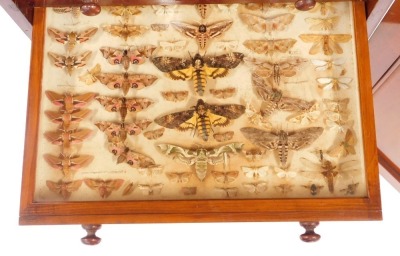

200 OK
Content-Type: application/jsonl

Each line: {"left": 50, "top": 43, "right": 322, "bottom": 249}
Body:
{"left": 154, "top": 99, "right": 245, "bottom": 141}
{"left": 151, "top": 52, "right": 243, "bottom": 96}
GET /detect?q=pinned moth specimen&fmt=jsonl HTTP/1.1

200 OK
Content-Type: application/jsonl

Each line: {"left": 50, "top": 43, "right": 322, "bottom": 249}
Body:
{"left": 166, "top": 172, "right": 192, "bottom": 183}
{"left": 324, "top": 98, "right": 350, "bottom": 112}
{"left": 159, "top": 40, "right": 187, "bottom": 52}
{"left": 152, "top": 5, "right": 179, "bottom": 15}
{"left": 96, "top": 72, "right": 158, "bottom": 95}
{"left": 209, "top": 87, "right": 236, "bottom": 99}
{"left": 242, "top": 182, "right": 268, "bottom": 194}
{"left": 243, "top": 39, "right": 297, "bottom": 56}
{"left": 310, "top": 2, "right": 337, "bottom": 16}
{"left": 154, "top": 99, "right": 245, "bottom": 141}
{"left": 152, "top": 52, "right": 244, "bottom": 96}
{"left": 275, "top": 184, "right": 294, "bottom": 195}
{"left": 299, "top": 34, "right": 352, "bottom": 55}
{"left": 43, "top": 153, "right": 94, "bottom": 177}
{"left": 300, "top": 156, "right": 359, "bottom": 193}
{"left": 47, "top": 27, "right": 98, "bottom": 52}
{"left": 157, "top": 143, "right": 243, "bottom": 181}
{"left": 46, "top": 179, "right": 82, "bottom": 200}
{"left": 311, "top": 58, "right": 346, "bottom": 72}
{"left": 239, "top": 13, "right": 294, "bottom": 34}
{"left": 143, "top": 128, "right": 165, "bottom": 140}
{"left": 305, "top": 16, "right": 340, "bottom": 31}
{"left": 214, "top": 40, "right": 239, "bottom": 52}
{"left": 287, "top": 103, "right": 321, "bottom": 125}
{"left": 122, "top": 182, "right": 136, "bottom": 196}
{"left": 48, "top": 51, "right": 91, "bottom": 75}
{"left": 150, "top": 23, "right": 169, "bottom": 32}
{"left": 181, "top": 187, "right": 197, "bottom": 195}
{"left": 245, "top": 56, "right": 307, "bottom": 86}
{"left": 170, "top": 20, "right": 233, "bottom": 49}
{"left": 242, "top": 148, "right": 267, "bottom": 162}
{"left": 95, "top": 119, "right": 152, "bottom": 142}
{"left": 340, "top": 181, "right": 359, "bottom": 195}
{"left": 196, "top": 4, "right": 211, "bottom": 19}
{"left": 324, "top": 105, "right": 353, "bottom": 133}
{"left": 215, "top": 187, "right": 238, "bottom": 198}
{"left": 273, "top": 166, "right": 297, "bottom": 179}
{"left": 52, "top": 7, "right": 80, "bottom": 18}
{"left": 108, "top": 142, "right": 155, "bottom": 168}
{"left": 103, "top": 23, "right": 148, "bottom": 41}
{"left": 244, "top": 102, "right": 272, "bottom": 128}
{"left": 317, "top": 77, "right": 352, "bottom": 91}
{"left": 302, "top": 183, "right": 324, "bottom": 196}
{"left": 328, "top": 129, "right": 356, "bottom": 158}
{"left": 243, "top": 3, "right": 295, "bottom": 11}
{"left": 95, "top": 96, "right": 153, "bottom": 122}
{"left": 138, "top": 165, "right": 163, "bottom": 177}
{"left": 241, "top": 126, "right": 324, "bottom": 167}
{"left": 242, "top": 166, "right": 268, "bottom": 180}
{"left": 44, "top": 128, "right": 92, "bottom": 154}
{"left": 211, "top": 170, "right": 239, "bottom": 184}
{"left": 100, "top": 45, "right": 156, "bottom": 70}
{"left": 45, "top": 91, "right": 97, "bottom": 113}
{"left": 251, "top": 73, "right": 315, "bottom": 117}
{"left": 79, "top": 64, "right": 102, "bottom": 85}
{"left": 84, "top": 178, "right": 124, "bottom": 199}
{"left": 107, "top": 6, "right": 142, "bottom": 22}
{"left": 45, "top": 109, "right": 91, "bottom": 130}
{"left": 161, "top": 91, "right": 189, "bottom": 102}
{"left": 213, "top": 131, "right": 234, "bottom": 142}
{"left": 217, "top": 4, "right": 239, "bottom": 14}
{"left": 137, "top": 183, "right": 164, "bottom": 195}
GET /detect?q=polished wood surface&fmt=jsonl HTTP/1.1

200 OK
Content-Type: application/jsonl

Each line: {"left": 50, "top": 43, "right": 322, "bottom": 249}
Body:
{"left": 19, "top": 2, "right": 382, "bottom": 226}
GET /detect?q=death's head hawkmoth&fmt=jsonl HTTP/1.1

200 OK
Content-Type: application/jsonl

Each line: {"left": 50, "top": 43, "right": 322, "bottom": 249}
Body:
{"left": 103, "top": 23, "right": 148, "bottom": 41}
{"left": 158, "top": 143, "right": 243, "bottom": 181}
{"left": 95, "top": 72, "right": 158, "bottom": 95}
{"left": 48, "top": 51, "right": 92, "bottom": 75}
{"left": 241, "top": 127, "right": 324, "bottom": 167}
{"left": 151, "top": 52, "right": 243, "bottom": 96}
{"left": 100, "top": 45, "right": 156, "bottom": 70}
{"left": 47, "top": 27, "right": 98, "bottom": 52}
{"left": 170, "top": 20, "right": 233, "bottom": 49}
{"left": 154, "top": 99, "right": 245, "bottom": 141}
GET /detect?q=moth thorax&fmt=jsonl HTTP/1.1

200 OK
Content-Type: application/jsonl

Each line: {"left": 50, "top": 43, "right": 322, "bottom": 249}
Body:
{"left": 277, "top": 131, "right": 289, "bottom": 165}
{"left": 271, "top": 88, "right": 283, "bottom": 102}
{"left": 273, "top": 64, "right": 280, "bottom": 84}
{"left": 310, "top": 184, "right": 318, "bottom": 195}
{"left": 122, "top": 55, "right": 130, "bottom": 70}
{"left": 198, "top": 24, "right": 207, "bottom": 33}
{"left": 322, "top": 35, "right": 330, "bottom": 54}
{"left": 195, "top": 149, "right": 208, "bottom": 181}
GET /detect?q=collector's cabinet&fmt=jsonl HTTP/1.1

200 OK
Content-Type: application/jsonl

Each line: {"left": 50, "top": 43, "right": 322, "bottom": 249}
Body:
{"left": 19, "top": 0, "right": 382, "bottom": 244}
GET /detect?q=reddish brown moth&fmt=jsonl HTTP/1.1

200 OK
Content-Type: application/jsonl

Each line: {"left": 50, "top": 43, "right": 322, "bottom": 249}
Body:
{"left": 48, "top": 51, "right": 92, "bottom": 75}
{"left": 45, "top": 91, "right": 97, "bottom": 113}
{"left": 84, "top": 179, "right": 124, "bottom": 199}
{"left": 46, "top": 179, "right": 83, "bottom": 199}
{"left": 47, "top": 27, "right": 98, "bottom": 52}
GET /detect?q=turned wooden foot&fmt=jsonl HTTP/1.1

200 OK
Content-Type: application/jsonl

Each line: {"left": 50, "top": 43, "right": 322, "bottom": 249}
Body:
{"left": 299, "top": 221, "right": 321, "bottom": 242}
{"left": 81, "top": 224, "right": 102, "bottom": 245}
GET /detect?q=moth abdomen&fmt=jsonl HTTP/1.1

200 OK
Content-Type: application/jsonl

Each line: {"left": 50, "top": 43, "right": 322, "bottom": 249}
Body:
{"left": 193, "top": 69, "right": 207, "bottom": 95}
{"left": 197, "top": 115, "right": 211, "bottom": 141}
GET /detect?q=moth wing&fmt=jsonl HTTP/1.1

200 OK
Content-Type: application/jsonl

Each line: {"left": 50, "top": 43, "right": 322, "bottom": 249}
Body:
{"left": 208, "top": 103, "right": 246, "bottom": 120}
{"left": 266, "top": 13, "right": 295, "bottom": 31}
{"left": 276, "top": 97, "right": 315, "bottom": 112}
{"left": 45, "top": 91, "right": 65, "bottom": 106}
{"left": 96, "top": 73, "right": 124, "bottom": 90}
{"left": 170, "top": 21, "right": 198, "bottom": 38}
{"left": 125, "top": 98, "right": 153, "bottom": 112}
{"left": 77, "top": 27, "right": 98, "bottom": 42}
{"left": 317, "top": 77, "right": 334, "bottom": 90}
{"left": 311, "top": 59, "right": 329, "bottom": 71}
{"left": 151, "top": 56, "right": 192, "bottom": 73}
{"left": 287, "top": 127, "right": 324, "bottom": 150}
{"left": 211, "top": 171, "right": 226, "bottom": 183}
{"left": 73, "top": 92, "right": 97, "bottom": 107}
{"left": 96, "top": 96, "right": 122, "bottom": 112}
{"left": 239, "top": 13, "right": 267, "bottom": 33}
{"left": 154, "top": 110, "right": 195, "bottom": 130}
{"left": 70, "top": 129, "right": 92, "bottom": 143}
{"left": 100, "top": 47, "right": 125, "bottom": 65}
{"left": 47, "top": 28, "right": 68, "bottom": 44}
{"left": 204, "top": 52, "right": 244, "bottom": 69}
{"left": 71, "top": 155, "right": 94, "bottom": 170}
{"left": 338, "top": 77, "right": 352, "bottom": 89}
{"left": 48, "top": 52, "right": 67, "bottom": 67}
{"left": 204, "top": 66, "right": 229, "bottom": 79}
{"left": 241, "top": 127, "right": 280, "bottom": 150}
{"left": 125, "top": 150, "right": 155, "bottom": 168}
{"left": 299, "top": 34, "right": 324, "bottom": 55}
{"left": 43, "top": 154, "right": 62, "bottom": 169}
{"left": 207, "top": 20, "right": 233, "bottom": 38}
